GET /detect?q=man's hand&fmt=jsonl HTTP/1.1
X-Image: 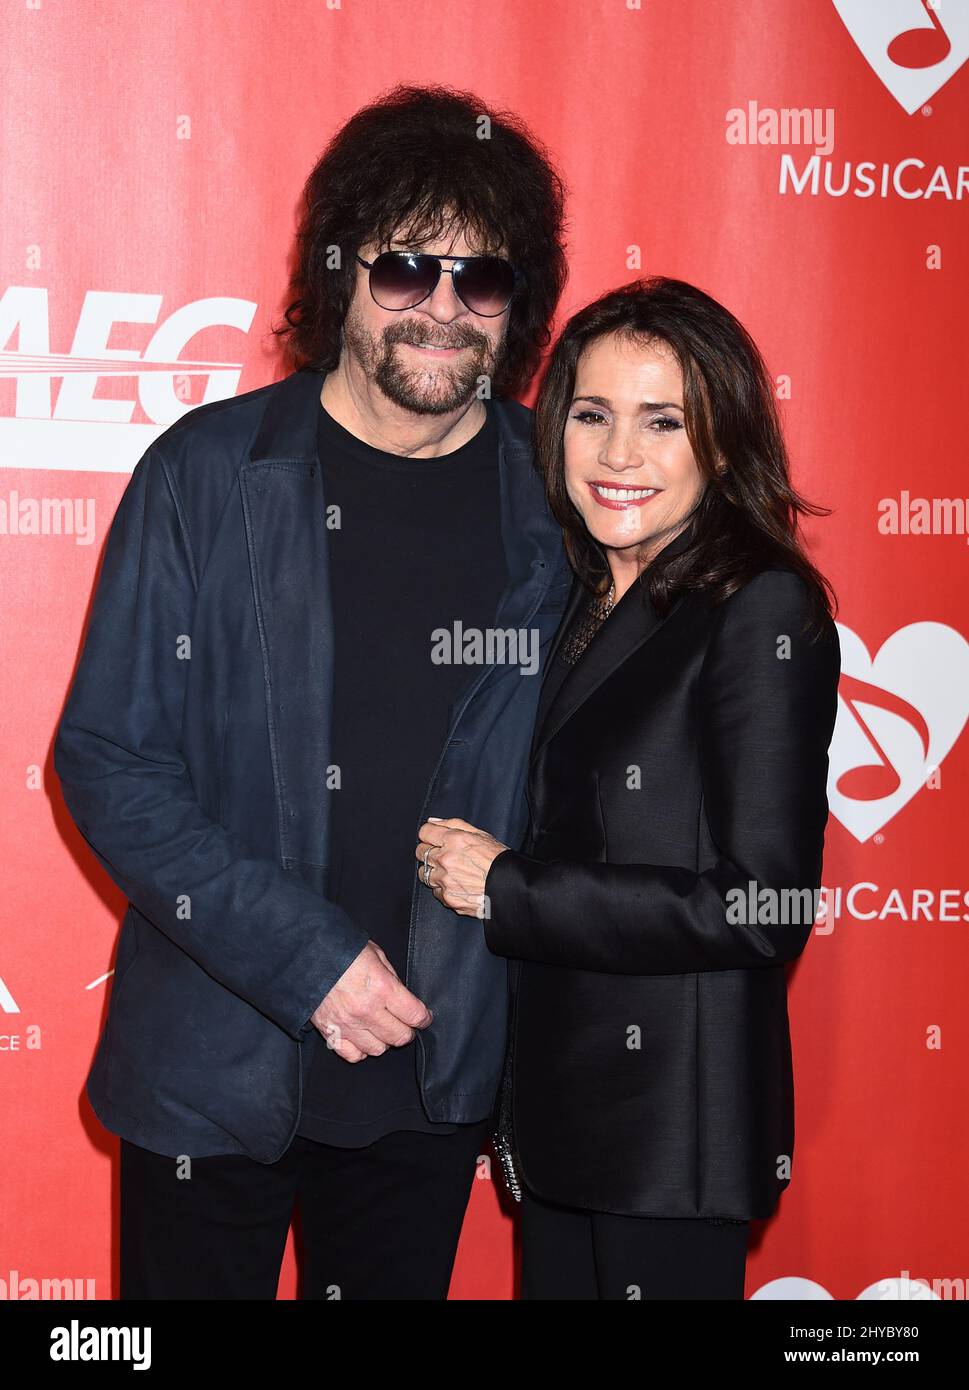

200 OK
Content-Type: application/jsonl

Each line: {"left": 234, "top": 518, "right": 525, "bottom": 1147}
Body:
{"left": 310, "top": 941, "right": 432, "bottom": 1063}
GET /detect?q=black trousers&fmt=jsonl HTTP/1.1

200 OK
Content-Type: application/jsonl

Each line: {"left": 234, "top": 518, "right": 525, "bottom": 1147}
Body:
{"left": 520, "top": 1187, "right": 749, "bottom": 1300}
{"left": 120, "top": 1122, "right": 490, "bottom": 1300}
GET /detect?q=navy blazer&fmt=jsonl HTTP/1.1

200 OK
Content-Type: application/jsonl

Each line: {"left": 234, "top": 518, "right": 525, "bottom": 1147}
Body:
{"left": 484, "top": 546, "right": 841, "bottom": 1220}
{"left": 53, "top": 367, "right": 570, "bottom": 1161}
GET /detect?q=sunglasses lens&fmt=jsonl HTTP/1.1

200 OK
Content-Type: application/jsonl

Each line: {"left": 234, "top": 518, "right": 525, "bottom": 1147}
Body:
{"left": 454, "top": 257, "right": 516, "bottom": 315}
{"left": 368, "top": 252, "right": 439, "bottom": 309}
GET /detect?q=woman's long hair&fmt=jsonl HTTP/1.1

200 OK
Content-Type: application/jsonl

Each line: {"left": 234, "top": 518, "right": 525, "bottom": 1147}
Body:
{"left": 535, "top": 276, "right": 837, "bottom": 635}
{"left": 272, "top": 83, "right": 569, "bottom": 400}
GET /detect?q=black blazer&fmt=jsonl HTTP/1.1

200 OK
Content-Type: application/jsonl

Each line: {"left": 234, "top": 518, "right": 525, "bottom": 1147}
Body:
{"left": 484, "top": 544, "right": 841, "bottom": 1220}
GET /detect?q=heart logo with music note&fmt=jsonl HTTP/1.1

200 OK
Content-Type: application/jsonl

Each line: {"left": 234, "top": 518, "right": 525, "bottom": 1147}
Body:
{"left": 828, "top": 621, "right": 969, "bottom": 842}
{"left": 832, "top": 0, "right": 969, "bottom": 114}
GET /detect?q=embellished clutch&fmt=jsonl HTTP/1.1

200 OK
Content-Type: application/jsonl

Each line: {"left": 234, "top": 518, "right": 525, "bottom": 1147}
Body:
{"left": 491, "top": 1042, "right": 522, "bottom": 1202}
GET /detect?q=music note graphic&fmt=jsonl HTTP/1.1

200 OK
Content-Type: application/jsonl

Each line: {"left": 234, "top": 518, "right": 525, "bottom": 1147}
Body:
{"left": 834, "top": 673, "right": 930, "bottom": 802}
{"left": 887, "top": 0, "right": 951, "bottom": 68}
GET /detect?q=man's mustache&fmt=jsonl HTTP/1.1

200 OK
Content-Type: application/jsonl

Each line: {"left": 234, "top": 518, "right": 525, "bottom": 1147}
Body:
{"left": 385, "top": 325, "right": 489, "bottom": 352}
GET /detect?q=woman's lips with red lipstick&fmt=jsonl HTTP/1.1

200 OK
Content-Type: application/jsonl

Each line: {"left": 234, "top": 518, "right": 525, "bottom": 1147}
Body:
{"left": 587, "top": 480, "right": 663, "bottom": 510}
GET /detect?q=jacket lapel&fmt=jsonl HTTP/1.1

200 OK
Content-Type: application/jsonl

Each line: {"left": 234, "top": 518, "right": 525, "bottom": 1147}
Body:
{"left": 528, "top": 571, "right": 586, "bottom": 761}
{"left": 545, "top": 571, "right": 587, "bottom": 670}
{"left": 239, "top": 368, "right": 333, "bottom": 872}
{"left": 531, "top": 522, "right": 696, "bottom": 765}
{"left": 531, "top": 583, "right": 668, "bottom": 763}
{"left": 484, "top": 424, "right": 564, "bottom": 686}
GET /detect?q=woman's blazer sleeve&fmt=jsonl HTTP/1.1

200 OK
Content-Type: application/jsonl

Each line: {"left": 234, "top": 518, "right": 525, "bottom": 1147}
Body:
{"left": 483, "top": 568, "right": 841, "bottom": 974}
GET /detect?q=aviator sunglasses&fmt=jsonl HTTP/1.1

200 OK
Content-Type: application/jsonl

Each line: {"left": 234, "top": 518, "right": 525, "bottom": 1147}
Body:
{"left": 356, "top": 250, "right": 522, "bottom": 317}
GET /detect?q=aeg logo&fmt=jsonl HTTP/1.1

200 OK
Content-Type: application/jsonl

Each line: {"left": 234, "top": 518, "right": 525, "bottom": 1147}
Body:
{"left": 0, "top": 975, "right": 19, "bottom": 1014}
{"left": 0, "top": 972, "right": 35, "bottom": 1052}
{"left": 833, "top": 0, "right": 969, "bottom": 113}
{"left": 828, "top": 621, "right": 969, "bottom": 843}
{"left": 0, "top": 287, "right": 256, "bottom": 473}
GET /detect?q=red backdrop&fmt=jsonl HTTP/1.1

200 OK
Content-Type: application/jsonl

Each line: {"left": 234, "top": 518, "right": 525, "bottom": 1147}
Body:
{"left": 1, "top": 0, "right": 967, "bottom": 1301}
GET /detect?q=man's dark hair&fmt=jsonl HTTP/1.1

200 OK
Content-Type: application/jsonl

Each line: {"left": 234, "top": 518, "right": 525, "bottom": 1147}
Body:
{"left": 535, "top": 275, "right": 838, "bottom": 636}
{"left": 272, "top": 83, "right": 569, "bottom": 399}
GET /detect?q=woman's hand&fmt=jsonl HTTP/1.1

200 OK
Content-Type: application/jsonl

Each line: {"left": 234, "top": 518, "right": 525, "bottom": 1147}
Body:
{"left": 415, "top": 817, "right": 510, "bottom": 918}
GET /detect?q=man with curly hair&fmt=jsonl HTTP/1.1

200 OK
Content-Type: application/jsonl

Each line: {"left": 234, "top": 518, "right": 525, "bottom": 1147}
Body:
{"left": 54, "top": 84, "right": 570, "bottom": 1299}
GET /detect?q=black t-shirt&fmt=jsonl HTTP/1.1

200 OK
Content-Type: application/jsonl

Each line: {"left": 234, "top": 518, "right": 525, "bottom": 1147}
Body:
{"left": 296, "top": 395, "right": 508, "bottom": 1147}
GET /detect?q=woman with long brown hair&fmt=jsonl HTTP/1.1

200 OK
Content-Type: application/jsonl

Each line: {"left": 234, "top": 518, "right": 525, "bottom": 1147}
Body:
{"left": 416, "top": 276, "right": 841, "bottom": 1299}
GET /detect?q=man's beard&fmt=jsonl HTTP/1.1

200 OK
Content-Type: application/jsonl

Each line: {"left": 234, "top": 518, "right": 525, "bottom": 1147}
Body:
{"left": 342, "top": 311, "right": 501, "bottom": 416}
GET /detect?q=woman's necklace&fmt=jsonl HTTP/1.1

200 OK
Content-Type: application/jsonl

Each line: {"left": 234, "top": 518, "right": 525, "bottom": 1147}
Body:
{"left": 559, "top": 579, "right": 617, "bottom": 666}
